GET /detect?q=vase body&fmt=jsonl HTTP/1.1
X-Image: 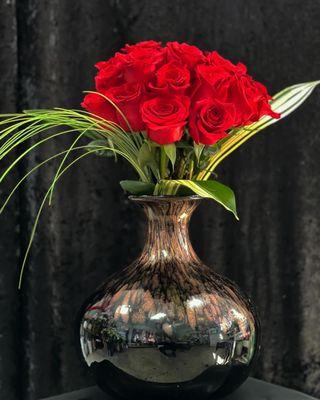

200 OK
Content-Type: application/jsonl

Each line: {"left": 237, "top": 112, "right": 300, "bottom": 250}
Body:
{"left": 78, "top": 196, "right": 259, "bottom": 400}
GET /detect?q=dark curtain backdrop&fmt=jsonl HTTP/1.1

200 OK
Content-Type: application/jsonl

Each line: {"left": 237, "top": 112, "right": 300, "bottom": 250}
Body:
{"left": 0, "top": 1, "right": 319, "bottom": 399}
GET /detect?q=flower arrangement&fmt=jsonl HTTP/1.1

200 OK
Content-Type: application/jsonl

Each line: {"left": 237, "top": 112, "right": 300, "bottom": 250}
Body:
{"left": 82, "top": 41, "right": 279, "bottom": 145}
{"left": 0, "top": 40, "right": 318, "bottom": 286}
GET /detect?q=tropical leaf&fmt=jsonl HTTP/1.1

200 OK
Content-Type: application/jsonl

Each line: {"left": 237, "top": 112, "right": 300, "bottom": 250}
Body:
{"left": 120, "top": 180, "right": 155, "bottom": 195}
{"left": 169, "top": 179, "right": 238, "bottom": 219}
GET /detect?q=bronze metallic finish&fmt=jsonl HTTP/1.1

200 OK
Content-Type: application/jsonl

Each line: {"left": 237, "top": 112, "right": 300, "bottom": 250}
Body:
{"left": 78, "top": 196, "right": 260, "bottom": 399}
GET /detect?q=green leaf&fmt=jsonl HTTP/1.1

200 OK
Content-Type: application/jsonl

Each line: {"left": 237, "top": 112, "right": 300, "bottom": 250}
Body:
{"left": 175, "top": 185, "right": 194, "bottom": 196}
{"left": 263, "top": 80, "right": 320, "bottom": 120}
{"left": 171, "top": 179, "right": 238, "bottom": 219}
{"left": 193, "top": 143, "right": 204, "bottom": 163}
{"left": 163, "top": 143, "right": 176, "bottom": 169}
{"left": 137, "top": 142, "right": 160, "bottom": 180}
{"left": 120, "top": 180, "right": 155, "bottom": 195}
{"left": 138, "top": 142, "right": 155, "bottom": 168}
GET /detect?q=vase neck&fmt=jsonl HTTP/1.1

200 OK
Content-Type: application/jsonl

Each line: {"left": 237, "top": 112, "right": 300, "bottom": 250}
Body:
{"left": 131, "top": 196, "right": 202, "bottom": 265}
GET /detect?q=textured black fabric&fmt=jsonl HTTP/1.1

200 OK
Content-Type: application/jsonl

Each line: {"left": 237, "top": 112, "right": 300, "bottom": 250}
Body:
{"left": 0, "top": 1, "right": 319, "bottom": 399}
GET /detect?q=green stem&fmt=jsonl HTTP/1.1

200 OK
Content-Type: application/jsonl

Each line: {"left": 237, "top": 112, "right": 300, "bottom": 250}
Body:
{"left": 160, "top": 146, "right": 168, "bottom": 179}
{"left": 188, "top": 159, "right": 194, "bottom": 180}
{"left": 177, "top": 157, "right": 187, "bottom": 179}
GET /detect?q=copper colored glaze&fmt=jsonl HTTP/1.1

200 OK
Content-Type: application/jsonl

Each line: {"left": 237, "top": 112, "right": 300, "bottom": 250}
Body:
{"left": 78, "top": 196, "right": 260, "bottom": 400}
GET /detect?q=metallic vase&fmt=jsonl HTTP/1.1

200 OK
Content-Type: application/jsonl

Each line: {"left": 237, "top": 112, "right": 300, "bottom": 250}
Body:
{"left": 78, "top": 196, "right": 260, "bottom": 399}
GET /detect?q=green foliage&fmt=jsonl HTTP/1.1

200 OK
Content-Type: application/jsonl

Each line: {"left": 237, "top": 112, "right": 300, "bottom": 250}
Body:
{"left": 138, "top": 142, "right": 154, "bottom": 168}
{"left": 170, "top": 179, "right": 238, "bottom": 219}
{"left": 163, "top": 143, "right": 176, "bottom": 169}
{"left": 120, "top": 180, "right": 155, "bottom": 195}
{"left": 193, "top": 142, "right": 205, "bottom": 164}
{"left": 137, "top": 142, "right": 160, "bottom": 180}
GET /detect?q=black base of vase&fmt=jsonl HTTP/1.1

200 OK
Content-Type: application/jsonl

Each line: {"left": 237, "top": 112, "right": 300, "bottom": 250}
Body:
{"left": 90, "top": 359, "right": 251, "bottom": 400}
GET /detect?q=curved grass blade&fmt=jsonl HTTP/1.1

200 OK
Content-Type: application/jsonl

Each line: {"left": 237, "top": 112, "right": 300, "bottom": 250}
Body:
{"left": 0, "top": 145, "right": 99, "bottom": 214}
{"left": 0, "top": 129, "right": 79, "bottom": 183}
{"left": 0, "top": 109, "right": 150, "bottom": 184}
{"left": 17, "top": 144, "right": 128, "bottom": 289}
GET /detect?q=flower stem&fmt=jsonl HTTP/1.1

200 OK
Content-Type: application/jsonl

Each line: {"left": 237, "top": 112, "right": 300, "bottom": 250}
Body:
{"left": 160, "top": 146, "right": 168, "bottom": 179}
{"left": 176, "top": 157, "right": 186, "bottom": 179}
{"left": 188, "top": 159, "right": 194, "bottom": 179}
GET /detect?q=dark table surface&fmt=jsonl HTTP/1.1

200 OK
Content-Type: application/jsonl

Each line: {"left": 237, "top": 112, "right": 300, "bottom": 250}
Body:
{"left": 40, "top": 378, "right": 318, "bottom": 400}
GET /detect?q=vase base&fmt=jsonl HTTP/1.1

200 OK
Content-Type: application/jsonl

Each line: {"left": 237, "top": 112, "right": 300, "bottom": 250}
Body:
{"left": 90, "top": 359, "right": 250, "bottom": 400}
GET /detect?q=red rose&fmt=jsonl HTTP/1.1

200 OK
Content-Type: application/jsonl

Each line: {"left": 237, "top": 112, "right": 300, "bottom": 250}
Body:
{"left": 94, "top": 55, "right": 125, "bottom": 92}
{"left": 189, "top": 98, "right": 235, "bottom": 145}
{"left": 250, "top": 80, "right": 280, "bottom": 121}
{"left": 107, "top": 82, "right": 145, "bottom": 131}
{"left": 195, "top": 52, "right": 280, "bottom": 125}
{"left": 81, "top": 92, "right": 116, "bottom": 122}
{"left": 206, "top": 51, "right": 247, "bottom": 74}
{"left": 81, "top": 83, "right": 145, "bottom": 132}
{"left": 149, "top": 62, "right": 191, "bottom": 94}
{"left": 141, "top": 95, "right": 190, "bottom": 144}
{"left": 121, "top": 40, "right": 162, "bottom": 53}
{"left": 218, "top": 75, "right": 280, "bottom": 125}
{"left": 117, "top": 44, "right": 166, "bottom": 83}
{"left": 194, "top": 60, "right": 247, "bottom": 101}
{"left": 166, "top": 42, "right": 206, "bottom": 68}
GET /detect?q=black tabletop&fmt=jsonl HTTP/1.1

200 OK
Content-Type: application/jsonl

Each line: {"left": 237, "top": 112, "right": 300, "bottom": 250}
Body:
{"left": 40, "top": 378, "right": 318, "bottom": 400}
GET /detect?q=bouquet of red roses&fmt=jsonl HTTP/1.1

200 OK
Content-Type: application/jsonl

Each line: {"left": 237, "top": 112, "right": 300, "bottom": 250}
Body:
{"left": 82, "top": 41, "right": 279, "bottom": 146}
{"left": 0, "top": 41, "right": 318, "bottom": 285}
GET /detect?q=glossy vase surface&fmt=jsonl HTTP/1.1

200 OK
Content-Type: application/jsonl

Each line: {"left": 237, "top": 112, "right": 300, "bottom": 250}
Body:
{"left": 78, "top": 196, "right": 260, "bottom": 399}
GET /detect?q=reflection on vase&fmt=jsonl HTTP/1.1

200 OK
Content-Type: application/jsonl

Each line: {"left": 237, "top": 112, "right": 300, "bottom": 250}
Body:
{"left": 78, "top": 196, "right": 260, "bottom": 399}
